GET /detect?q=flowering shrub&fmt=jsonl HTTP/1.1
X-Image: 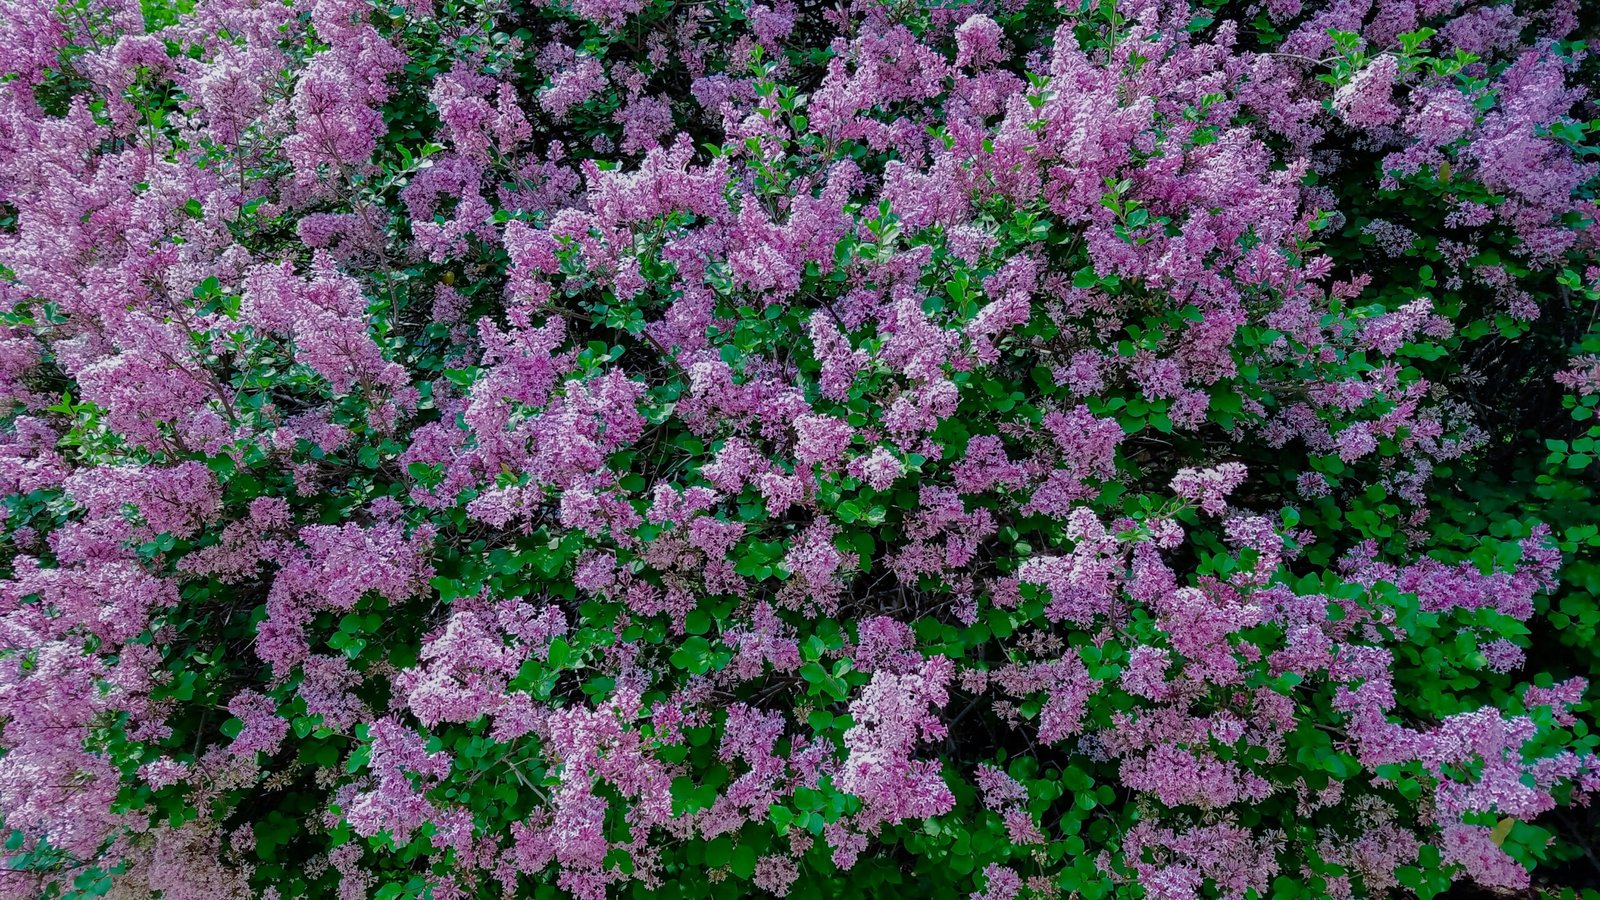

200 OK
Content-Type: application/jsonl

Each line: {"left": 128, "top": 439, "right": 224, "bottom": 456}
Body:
{"left": 1, "top": 0, "right": 1599, "bottom": 896}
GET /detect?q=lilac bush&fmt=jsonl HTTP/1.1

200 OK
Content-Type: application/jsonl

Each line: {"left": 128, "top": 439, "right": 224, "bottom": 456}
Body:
{"left": 0, "top": 0, "right": 1598, "bottom": 896}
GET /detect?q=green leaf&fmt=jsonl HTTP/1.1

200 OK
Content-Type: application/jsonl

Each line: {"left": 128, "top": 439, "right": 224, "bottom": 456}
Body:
{"left": 547, "top": 637, "right": 572, "bottom": 670}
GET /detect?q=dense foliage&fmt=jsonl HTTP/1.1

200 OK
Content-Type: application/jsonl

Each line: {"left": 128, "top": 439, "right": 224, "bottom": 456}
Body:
{"left": 1, "top": 0, "right": 1599, "bottom": 896}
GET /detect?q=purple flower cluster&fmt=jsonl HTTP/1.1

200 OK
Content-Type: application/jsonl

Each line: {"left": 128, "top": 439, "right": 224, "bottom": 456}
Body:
{"left": 0, "top": 0, "right": 1596, "bottom": 896}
